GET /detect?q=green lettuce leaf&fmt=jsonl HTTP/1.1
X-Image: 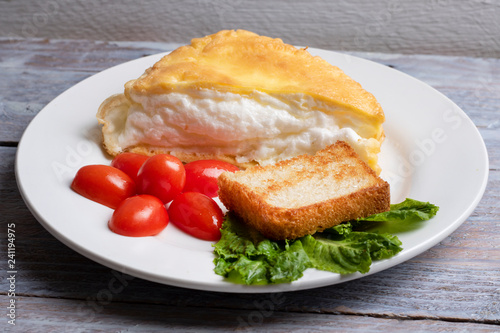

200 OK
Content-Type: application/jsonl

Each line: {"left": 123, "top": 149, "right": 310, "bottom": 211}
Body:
{"left": 301, "top": 231, "right": 402, "bottom": 274}
{"left": 213, "top": 214, "right": 312, "bottom": 285}
{"left": 213, "top": 198, "right": 439, "bottom": 285}
{"left": 358, "top": 198, "right": 439, "bottom": 223}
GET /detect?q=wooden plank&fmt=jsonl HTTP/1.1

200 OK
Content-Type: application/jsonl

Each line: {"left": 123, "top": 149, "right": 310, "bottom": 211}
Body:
{"left": 2, "top": 143, "right": 499, "bottom": 323}
{"left": 0, "top": 38, "right": 177, "bottom": 143}
{"left": 1, "top": 0, "right": 500, "bottom": 58}
{"left": 3, "top": 295, "right": 500, "bottom": 332}
{"left": 0, "top": 68, "right": 90, "bottom": 143}
{"left": 0, "top": 38, "right": 177, "bottom": 71}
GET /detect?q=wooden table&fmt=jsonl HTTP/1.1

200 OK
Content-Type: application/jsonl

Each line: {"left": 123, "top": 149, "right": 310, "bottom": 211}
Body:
{"left": 1, "top": 38, "right": 499, "bottom": 332}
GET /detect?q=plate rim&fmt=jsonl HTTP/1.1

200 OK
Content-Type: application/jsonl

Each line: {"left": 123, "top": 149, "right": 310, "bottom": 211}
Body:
{"left": 15, "top": 47, "right": 490, "bottom": 293}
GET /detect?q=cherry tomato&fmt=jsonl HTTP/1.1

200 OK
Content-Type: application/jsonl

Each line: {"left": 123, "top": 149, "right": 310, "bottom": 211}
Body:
{"left": 136, "top": 154, "right": 186, "bottom": 204}
{"left": 168, "top": 192, "right": 224, "bottom": 241}
{"left": 111, "top": 152, "right": 149, "bottom": 183}
{"left": 108, "top": 195, "right": 169, "bottom": 237}
{"left": 183, "top": 160, "right": 239, "bottom": 197}
{"left": 71, "top": 165, "right": 136, "bottom": 209}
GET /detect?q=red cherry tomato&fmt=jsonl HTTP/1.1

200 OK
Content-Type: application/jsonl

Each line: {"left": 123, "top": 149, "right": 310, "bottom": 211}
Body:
{"left": 111, "top": 152, "right": 149, "bottom": 183}
{"left": 71, "top": 165, "right": 135, "bottom": 209}
{"left": 136, "top": 154, "right": 186, "bottom": 204}
{"left": 168, "top": 192, "right": 224, "bottom": 241}
{"left": 183, "top": 160, "right": 239, "bottom": 197}
{"left": 108, "top": 195, "right": 169, "bottom": 237}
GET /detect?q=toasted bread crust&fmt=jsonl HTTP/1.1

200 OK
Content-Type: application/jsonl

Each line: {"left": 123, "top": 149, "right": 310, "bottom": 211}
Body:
{"left": 218, "top": 141, "right": 390, "bottom": 240}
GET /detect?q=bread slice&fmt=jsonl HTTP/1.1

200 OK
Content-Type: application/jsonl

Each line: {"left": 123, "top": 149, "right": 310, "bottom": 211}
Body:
{"left": 217, "top": 141, "right": 390, "bottom": 240}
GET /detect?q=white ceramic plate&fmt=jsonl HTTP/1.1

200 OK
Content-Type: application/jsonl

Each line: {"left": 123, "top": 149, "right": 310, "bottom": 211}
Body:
{"left": 16, "top": 48, "right": 489, "bottom": 293}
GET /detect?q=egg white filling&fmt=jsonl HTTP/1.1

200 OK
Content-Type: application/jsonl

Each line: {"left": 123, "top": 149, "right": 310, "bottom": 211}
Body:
{"left": 119, "top": 89, "right": 375, "bottom": 165}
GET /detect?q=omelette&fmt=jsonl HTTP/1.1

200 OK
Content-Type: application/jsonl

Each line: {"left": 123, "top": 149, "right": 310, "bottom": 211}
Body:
{"left": 97, "top": 30, "right": 385, "bottom": 173}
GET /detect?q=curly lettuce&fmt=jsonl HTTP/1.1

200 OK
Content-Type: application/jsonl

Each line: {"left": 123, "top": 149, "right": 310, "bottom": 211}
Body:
{"left": 213, "top": 198, "right": 439, "bottom": 285}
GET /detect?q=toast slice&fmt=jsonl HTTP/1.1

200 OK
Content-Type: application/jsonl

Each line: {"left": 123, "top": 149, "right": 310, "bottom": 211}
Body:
{"left": 217, "top": 141, "right": 390, "bottom": 240}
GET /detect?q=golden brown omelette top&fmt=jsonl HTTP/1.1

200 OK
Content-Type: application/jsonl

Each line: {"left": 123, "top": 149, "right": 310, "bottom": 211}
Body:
{"left": 124, "top": 29, "right": 384, "bottom": 123}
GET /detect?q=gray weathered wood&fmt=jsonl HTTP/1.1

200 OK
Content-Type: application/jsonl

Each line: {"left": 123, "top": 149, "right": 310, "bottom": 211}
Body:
{"left": 3, "top": 295, "right": 499, "bottom": 332}
{"left": 1, "top": 0, "right": 500, "bottom": 58}
{"left": 0, "top": 38, "right": 176, "bottom": 143}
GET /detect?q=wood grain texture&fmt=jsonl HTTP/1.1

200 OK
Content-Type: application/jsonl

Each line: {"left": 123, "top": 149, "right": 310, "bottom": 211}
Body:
{"left": 0, "top": 38, "right": 176, "bottom": 143}
{"left": 0, "top": 0, "right": 499, "bottom": 58}
{"left": 2, "top": 295, "right": 499, "bottom": 333}
{"left": 0, "top": 38, "right": 499, "bottom": 331}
